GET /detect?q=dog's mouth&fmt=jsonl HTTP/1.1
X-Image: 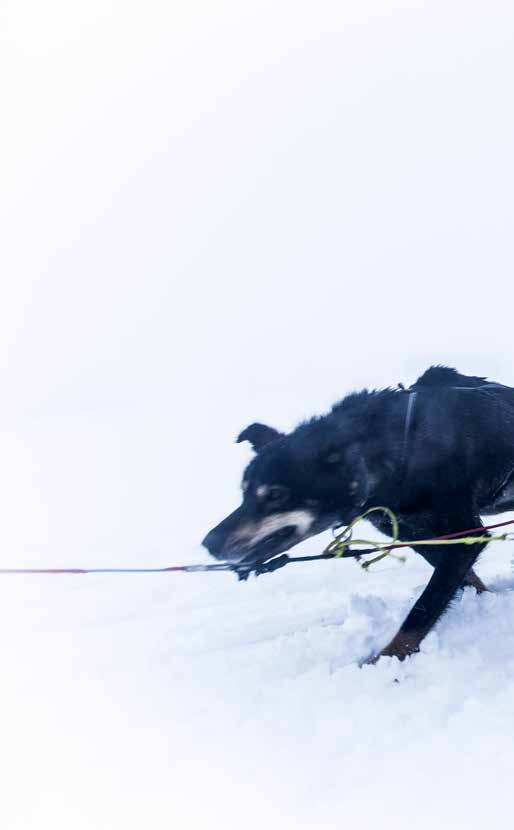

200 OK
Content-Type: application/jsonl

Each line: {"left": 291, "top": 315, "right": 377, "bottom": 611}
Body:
{"left": 238, "top": 525, "right": 299, "bottom": 565}
{"left": 203, "top": 507, "right": 330, "bottom": 564}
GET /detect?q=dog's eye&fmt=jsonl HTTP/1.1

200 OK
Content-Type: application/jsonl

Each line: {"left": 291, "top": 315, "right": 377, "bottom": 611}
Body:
{"left": 267, "top": 485, "right": 289, "bottom": 505}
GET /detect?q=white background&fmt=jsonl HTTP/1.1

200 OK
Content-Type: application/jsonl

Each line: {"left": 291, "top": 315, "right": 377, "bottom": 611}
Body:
{"left": 2, "top": 2, "right": 514, "bottom": 828}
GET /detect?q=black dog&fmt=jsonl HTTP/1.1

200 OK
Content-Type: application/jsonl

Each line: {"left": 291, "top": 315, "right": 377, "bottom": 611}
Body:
{"left": 203, "top": 367, "right": 514, "bottom": 661}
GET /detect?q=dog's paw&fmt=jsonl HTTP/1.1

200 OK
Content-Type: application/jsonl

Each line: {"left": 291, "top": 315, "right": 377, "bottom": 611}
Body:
{"left": 358, "top": 651, "right": 405, "bottom": 684}
{"left": 358, "top": 652, "right": 380, "bottom": 667}
{"left": 377, "top": 631, "right": 421, "bottom": 662}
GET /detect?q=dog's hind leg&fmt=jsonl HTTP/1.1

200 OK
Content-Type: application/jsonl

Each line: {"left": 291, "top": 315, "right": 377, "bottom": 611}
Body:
{"left": 463, "top": 568, "right": 488, "bottom": 593}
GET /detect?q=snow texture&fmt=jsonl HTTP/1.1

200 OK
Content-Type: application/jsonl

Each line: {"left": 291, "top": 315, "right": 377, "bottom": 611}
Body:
{"left": 3, "top": 1, "right": 514, "bottom": 828}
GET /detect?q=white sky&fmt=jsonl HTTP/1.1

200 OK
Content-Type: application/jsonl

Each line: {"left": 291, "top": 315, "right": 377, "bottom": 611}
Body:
{"left": 2, "top": 0, "right": 514, "bottom": 552}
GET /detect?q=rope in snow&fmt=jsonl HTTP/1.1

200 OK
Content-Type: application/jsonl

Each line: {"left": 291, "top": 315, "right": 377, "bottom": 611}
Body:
{"left": 0, "top": 564, "right": 232, "bottom": 575}
{"left": 0, "top": 512, "right": 513, "bottom": 579}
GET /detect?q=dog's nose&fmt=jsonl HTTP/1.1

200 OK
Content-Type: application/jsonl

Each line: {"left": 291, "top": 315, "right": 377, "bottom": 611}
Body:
{"left": 202, "top": 527, "right": 226, "bottom": 558}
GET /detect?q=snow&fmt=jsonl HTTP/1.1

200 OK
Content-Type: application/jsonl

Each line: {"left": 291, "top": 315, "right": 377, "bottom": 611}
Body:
{"left": 2, "top": 532, "right": 514, "bottom": 829}
{"left": 3, "top": 1, "right": 514, "bottom": 827}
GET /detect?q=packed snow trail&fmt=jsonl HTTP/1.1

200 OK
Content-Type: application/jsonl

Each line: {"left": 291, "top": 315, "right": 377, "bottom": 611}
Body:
{"left": 1, "top": 523, "right": 514, "bottom": 829}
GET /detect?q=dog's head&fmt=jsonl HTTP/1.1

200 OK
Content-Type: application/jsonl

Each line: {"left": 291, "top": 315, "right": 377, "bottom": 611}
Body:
{"left": 202, "top": 419, "right": 369, "bottom": 564}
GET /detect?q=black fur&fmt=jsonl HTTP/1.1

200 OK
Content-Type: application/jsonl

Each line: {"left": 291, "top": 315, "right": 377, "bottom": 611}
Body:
{"left": 202, "top": 367, "right": 514, "bottom": 661}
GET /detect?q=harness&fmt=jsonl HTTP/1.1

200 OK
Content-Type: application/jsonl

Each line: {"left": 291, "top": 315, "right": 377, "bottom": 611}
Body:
{"left": 397, "top": 380, "right": 508, "bottom": 492}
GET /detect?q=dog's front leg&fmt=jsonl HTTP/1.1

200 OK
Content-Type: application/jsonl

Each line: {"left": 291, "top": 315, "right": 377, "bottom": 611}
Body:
{"left": 414, "top": 547, "right": 488, "bottom": 593}
{"left": 373, "top": 514, "right": 489, "bottom": 662}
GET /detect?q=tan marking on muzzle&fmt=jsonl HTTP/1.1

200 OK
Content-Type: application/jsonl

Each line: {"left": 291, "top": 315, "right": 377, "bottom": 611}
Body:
{"left": 228, "top": 510, "right": 315, "bottom": 548}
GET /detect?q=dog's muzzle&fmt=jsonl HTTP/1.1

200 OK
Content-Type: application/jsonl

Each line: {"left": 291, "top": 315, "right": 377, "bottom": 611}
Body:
{"left": 202, "top": 505, "right": 316, "bottom": 562}
{"left": 202, "top": 524, "right": 296, "bottom": 562}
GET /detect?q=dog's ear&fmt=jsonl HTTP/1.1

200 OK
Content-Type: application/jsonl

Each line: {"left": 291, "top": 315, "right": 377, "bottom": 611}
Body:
{"left": 236, "top": 423, "right": 284, "bottom": 452}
